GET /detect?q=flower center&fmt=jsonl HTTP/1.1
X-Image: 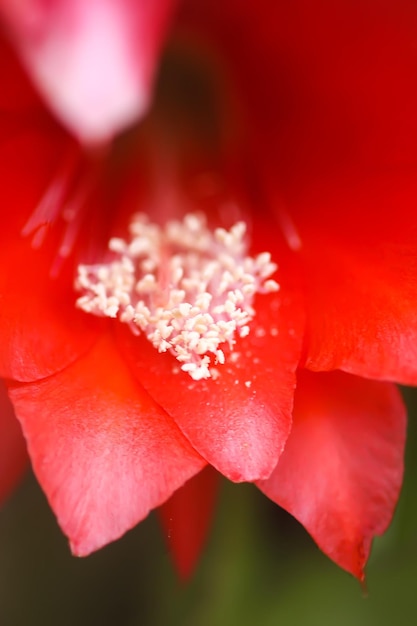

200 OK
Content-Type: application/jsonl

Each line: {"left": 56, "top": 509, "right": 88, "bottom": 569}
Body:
{"left": 75, "top": 212, "right": 279, "bottom": 380}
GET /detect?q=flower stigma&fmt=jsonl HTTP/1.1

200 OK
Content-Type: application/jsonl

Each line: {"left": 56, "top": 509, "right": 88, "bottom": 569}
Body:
{"left": 75, "top": 213, "right": 279, "bottom": 380}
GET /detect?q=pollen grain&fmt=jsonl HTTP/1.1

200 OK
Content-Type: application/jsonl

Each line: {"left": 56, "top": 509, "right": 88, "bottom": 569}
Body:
{"left": 75, "top": 213, "right": 279, "bottom": 380}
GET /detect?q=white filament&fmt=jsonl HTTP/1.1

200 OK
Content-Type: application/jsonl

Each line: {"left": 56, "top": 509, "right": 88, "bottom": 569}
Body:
{"left": 76, "top": 213, "right": 279, "bottom": 380}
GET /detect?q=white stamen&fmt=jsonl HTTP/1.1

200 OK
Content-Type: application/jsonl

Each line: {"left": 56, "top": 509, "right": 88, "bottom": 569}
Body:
{"left": 75, "top": 213, "right": 279, "bottom": 380}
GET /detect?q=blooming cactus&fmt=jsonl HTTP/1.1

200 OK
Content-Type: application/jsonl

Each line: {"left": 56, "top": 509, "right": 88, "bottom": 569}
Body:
{"left": 0, "top": 0, "right": 416, "bottom": 581}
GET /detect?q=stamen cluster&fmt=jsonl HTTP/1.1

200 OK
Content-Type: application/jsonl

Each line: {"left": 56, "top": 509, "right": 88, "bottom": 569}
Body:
{"left": 76, "top": 213, "right": 279, "bottom": 380}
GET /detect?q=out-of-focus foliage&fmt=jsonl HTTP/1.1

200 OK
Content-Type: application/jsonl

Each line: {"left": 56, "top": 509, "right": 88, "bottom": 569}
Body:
{"left": 1, "top": 390, "right": 416, "bottom": 626}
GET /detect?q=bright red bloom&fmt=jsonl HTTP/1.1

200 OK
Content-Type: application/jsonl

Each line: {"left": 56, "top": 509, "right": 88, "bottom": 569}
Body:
{"left": 0, "top": 0, "right": 415, "bottom": 581}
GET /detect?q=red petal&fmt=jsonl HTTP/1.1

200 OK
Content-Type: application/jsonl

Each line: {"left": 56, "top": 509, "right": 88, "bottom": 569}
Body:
{"left": 288, "top": 181, "right": 417, "bottom": 384}
{"left": 0, "top": 42, "right": 100, "bottom": 381}
{"left": 0, "top": 199, "right": 100, "bottom": 381}
{"left": 0, "top": 380, "right": 28, "bottom": 504}
{"left": 180, "top": 1, "right": 417, "bottom": 174}
{"left": 1, "top": 0, "right": 179, "bottom": 141}
{"left": 258, "top": 370, "right": 406, "bottom": 580}
{"left": 158, "top": 466, "right": 220, "bottom": 580}
{"left": 7, "top": 334, "right": 205, "bottom": 555}
{"left": 118, "top": 289, "right": 303, "bottom": 482}
{"left": 179, "top": 1, "right": 417, "bottom": 384}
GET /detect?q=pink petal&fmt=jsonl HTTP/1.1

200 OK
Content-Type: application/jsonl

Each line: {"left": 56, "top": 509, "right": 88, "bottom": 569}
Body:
{"left": 118, "top": 289, "right": 303, "bottom": 482}
{"left": 0, "top": 214, "right": 101, "bottom": 381}
{"left": 1, "top": 0, "right": 178, "bottom": 142}
{"left": 258, "top": 370, "right": 406, "bottom": 580}
{"left": 0, "top": 380, "right": 28, "bottom": 504}
{"left": 7, "top": 334, "right": 205, "bottom": 555}
{"left": 158, "top": 466, "right": 220, "bottom": 579}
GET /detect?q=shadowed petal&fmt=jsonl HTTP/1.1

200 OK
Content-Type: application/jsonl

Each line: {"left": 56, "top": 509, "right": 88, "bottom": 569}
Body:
{"left": 8, "top": 334, "right": 205, "bottom": 555}
{"left": 0, "top": 380, "right": 28, "bottom": 504}
{"left": 258, "top": 370, "right": 406, "bottom": 580}
{"left": 158, "top": 466, "right": 220, "bottom": 579}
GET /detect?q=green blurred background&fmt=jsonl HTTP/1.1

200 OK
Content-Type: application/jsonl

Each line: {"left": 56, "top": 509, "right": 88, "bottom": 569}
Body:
{"left": 1, "top": 389, "right": 416, "bottom": 626}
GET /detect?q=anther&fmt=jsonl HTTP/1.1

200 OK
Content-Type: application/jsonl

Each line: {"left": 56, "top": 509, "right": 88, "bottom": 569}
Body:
{"left": 75, "top": 213, "right": 279, "bottom": 380}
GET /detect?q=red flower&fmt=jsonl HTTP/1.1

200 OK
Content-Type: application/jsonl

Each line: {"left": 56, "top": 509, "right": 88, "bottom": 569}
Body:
{"left": 0, "top": 0, "right": 415, "bottom": 581}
